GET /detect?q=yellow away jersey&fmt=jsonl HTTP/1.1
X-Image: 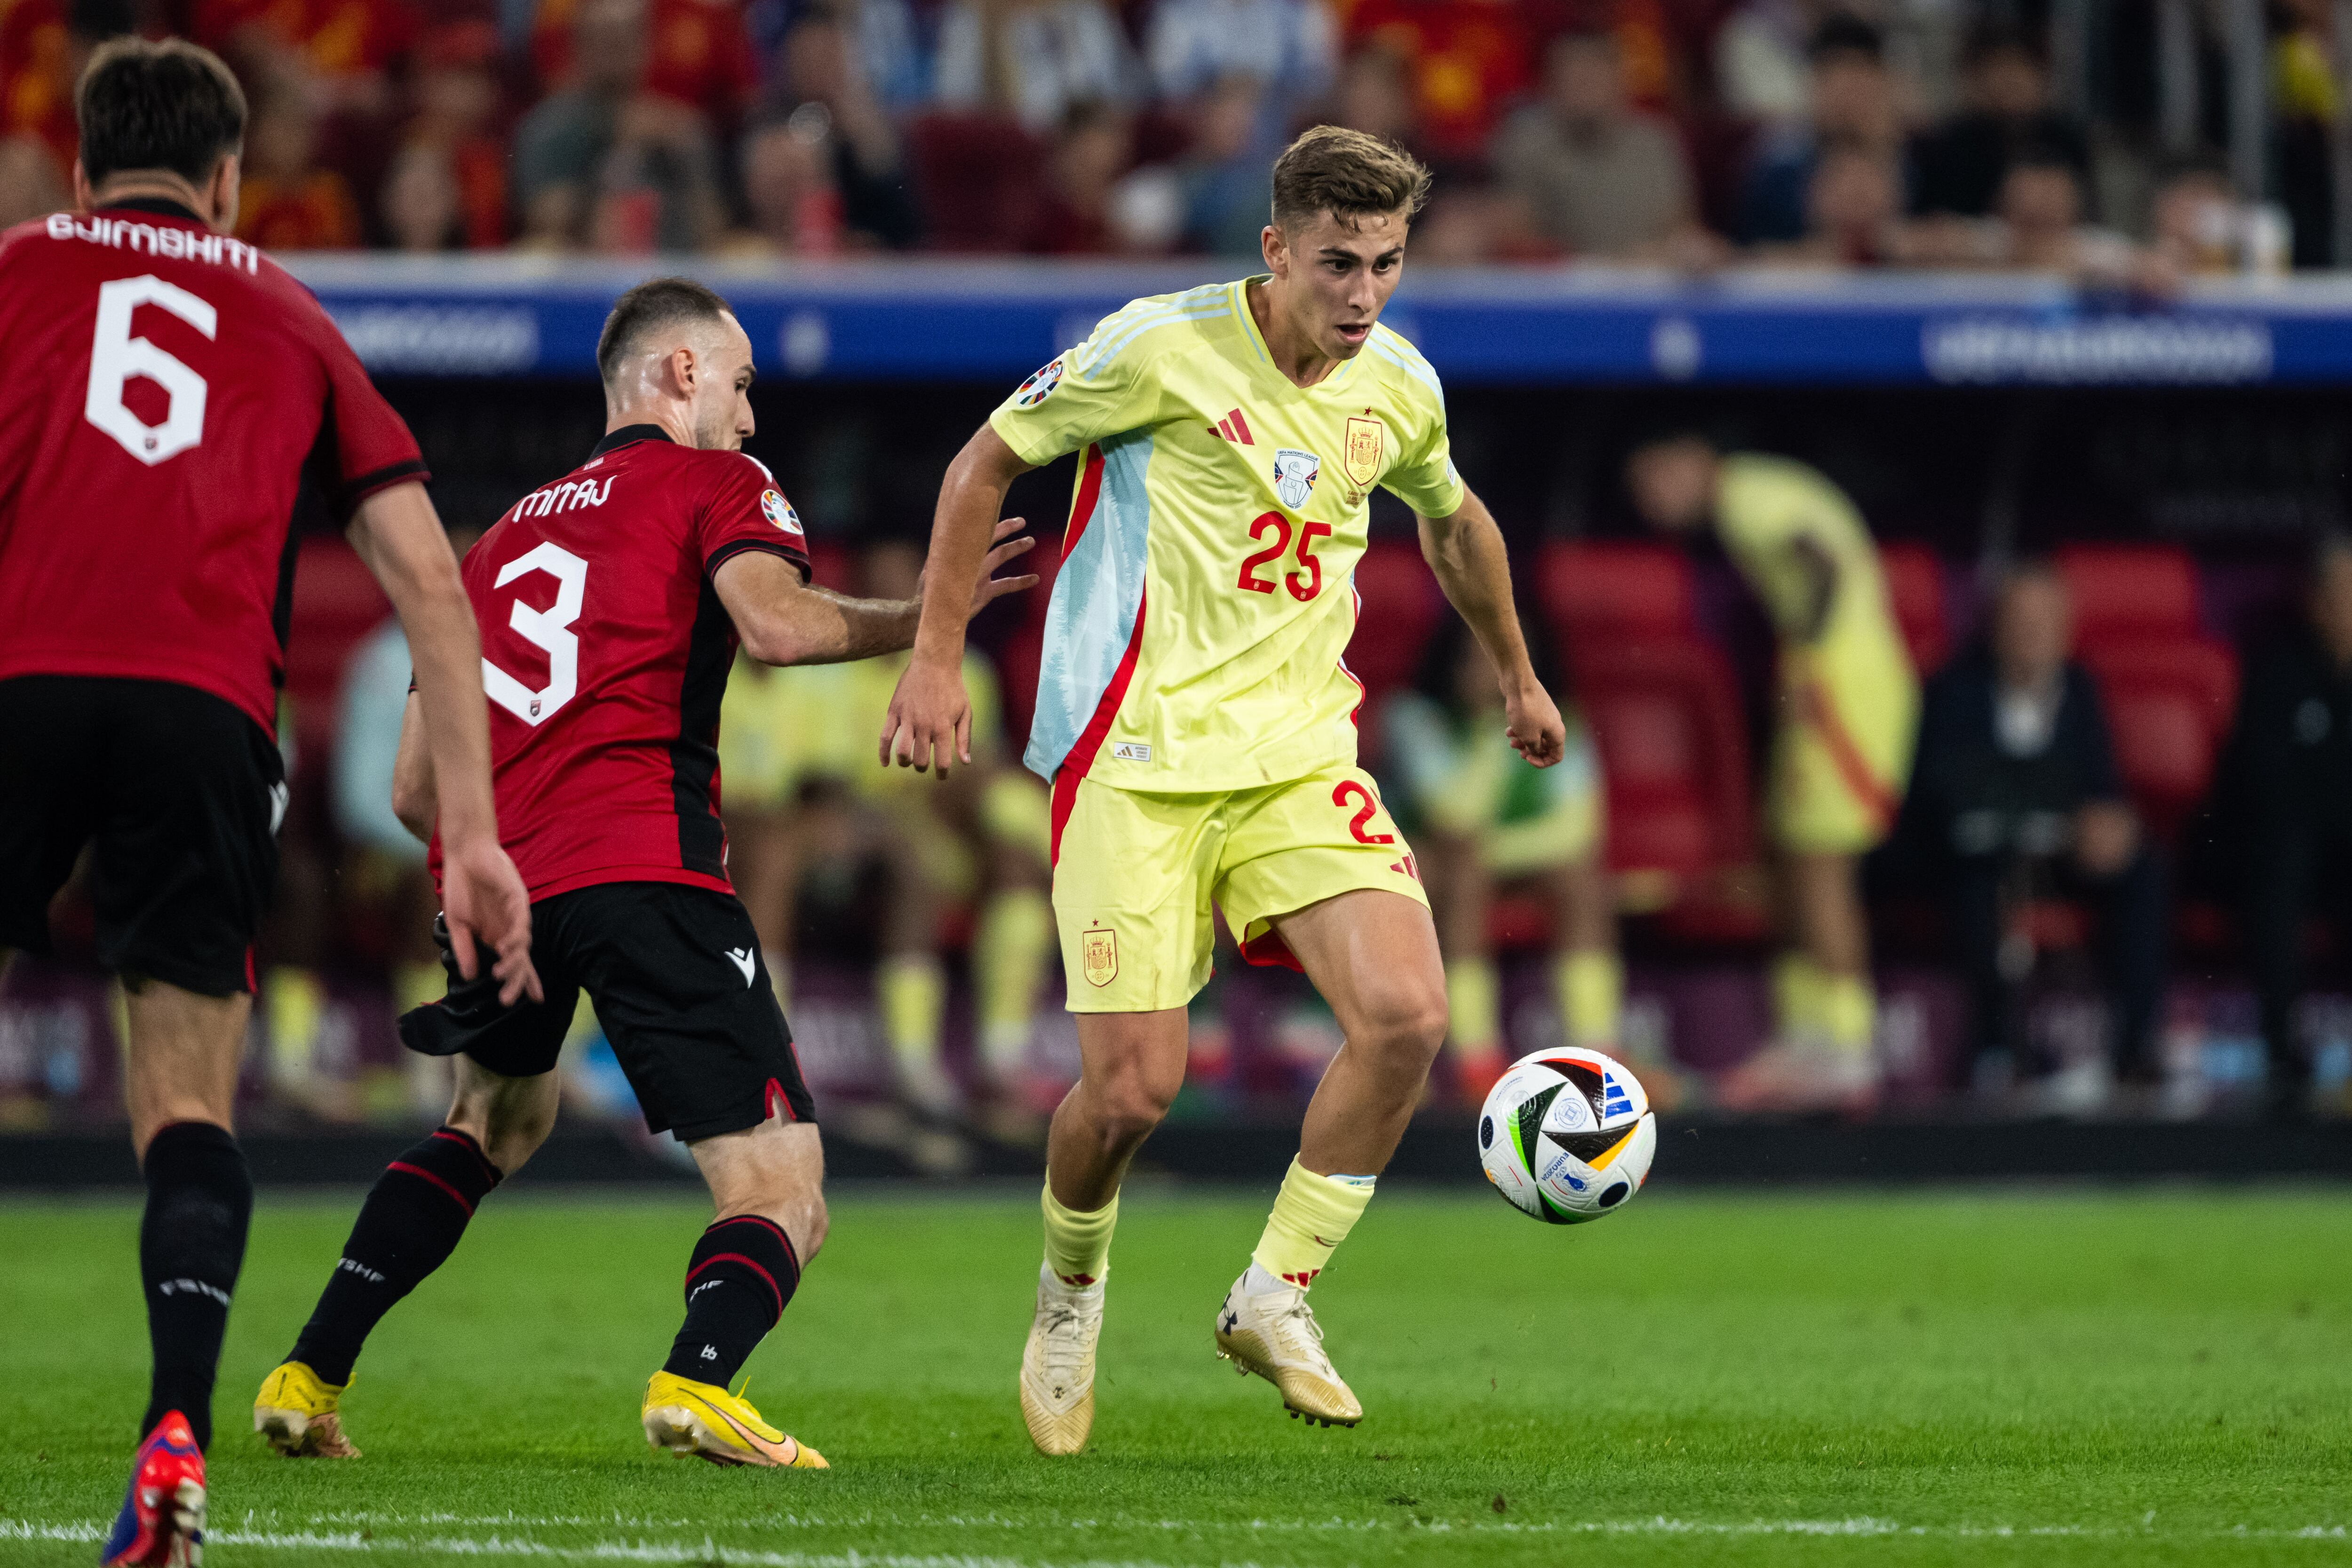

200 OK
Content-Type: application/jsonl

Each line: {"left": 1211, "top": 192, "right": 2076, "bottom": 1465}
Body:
{"left": 989, "top": 276, "right": 1466, "bottom": 794}
{"left": 1712, "top": 454, "right": 1913, "bottom": 684}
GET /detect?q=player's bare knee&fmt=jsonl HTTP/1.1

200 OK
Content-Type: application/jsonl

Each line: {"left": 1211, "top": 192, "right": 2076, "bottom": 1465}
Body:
{"left": 1088, "top": 1069, "right": 1179, "bottom": 1151}
{"left": 1353, "top": 985, "right": 1449, "bottom": 1073}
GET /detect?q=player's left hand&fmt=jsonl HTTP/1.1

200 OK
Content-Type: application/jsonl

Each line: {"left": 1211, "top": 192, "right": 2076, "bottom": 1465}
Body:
{"left": 1502, "top": 678, "right": 1568, "bottom": 769}
{"left": 440, "top": 834, "right": 544, "bottom": 1006}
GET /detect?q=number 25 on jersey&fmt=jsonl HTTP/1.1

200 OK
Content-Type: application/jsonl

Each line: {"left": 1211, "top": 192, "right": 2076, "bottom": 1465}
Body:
{"left": 1236, "top": 511, "right": 1331, "bottom": 602}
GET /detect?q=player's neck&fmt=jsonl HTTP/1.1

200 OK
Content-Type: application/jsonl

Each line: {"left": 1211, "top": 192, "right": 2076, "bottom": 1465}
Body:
{"left": 604, "top": 404, "right": 697, "bottom": 449}
{"left": 87, "top": 175, "right": 217, "bottom": 228}
{"left": 1246, "top": 279, "right": 1341, "bottom": 390}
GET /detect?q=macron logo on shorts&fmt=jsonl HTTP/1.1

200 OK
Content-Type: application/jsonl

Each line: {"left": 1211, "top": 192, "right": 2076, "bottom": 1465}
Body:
{"left": 726, "top": 947, "right": 756, "bottom": 987}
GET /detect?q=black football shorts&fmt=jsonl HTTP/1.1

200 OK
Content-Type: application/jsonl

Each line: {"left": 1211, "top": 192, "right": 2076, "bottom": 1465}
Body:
{"left": 0, "top": 675, "right": 284, "bottom": 996}
{"left": 399, "top": 880, "right": 816, "bottom": 1141}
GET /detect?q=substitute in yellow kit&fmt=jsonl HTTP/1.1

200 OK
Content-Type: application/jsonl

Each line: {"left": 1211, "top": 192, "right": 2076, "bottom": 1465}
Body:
{"left": 880, "top": 126, "right": 1572, "bottom": 1452}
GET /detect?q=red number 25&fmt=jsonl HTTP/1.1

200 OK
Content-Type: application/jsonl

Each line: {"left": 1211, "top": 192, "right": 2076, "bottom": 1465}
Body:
{"left": 1236, "top": 511, "right": 1333, "bottom": 602}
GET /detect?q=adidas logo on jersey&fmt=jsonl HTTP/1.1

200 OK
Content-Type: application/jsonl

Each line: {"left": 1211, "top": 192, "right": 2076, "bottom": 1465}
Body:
{"left": 1209, "top": 409, "right": 1255, "bottom": 445}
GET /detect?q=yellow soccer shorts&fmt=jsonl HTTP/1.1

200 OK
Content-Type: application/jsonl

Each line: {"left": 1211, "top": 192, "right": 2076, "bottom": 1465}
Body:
{"left": 1769, "top": 657, "right": 1917, "bottom": 857}
{"left": 1049, "top": 761, "right": 1429, "bottom": 1013}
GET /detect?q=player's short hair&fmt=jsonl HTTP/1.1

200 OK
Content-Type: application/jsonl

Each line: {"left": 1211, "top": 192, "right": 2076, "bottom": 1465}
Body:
{"left": 596, "top": 277, "right": 736, "bottom": 387}
{"left": 1271, "top": 125, "right": 1432, "bottom": 234}
{"left": 76, "top": 37, "right": 246, "bottom": 187}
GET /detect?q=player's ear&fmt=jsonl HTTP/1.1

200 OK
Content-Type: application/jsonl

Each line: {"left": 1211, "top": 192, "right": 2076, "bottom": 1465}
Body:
{"left": 1261, "top": 223, "right": 1285, "bottom": 278}
{"left": 208, "top": 153, "right": 240, "bottom": 234}
{"left": 71, "top": 158, "right": 92, "bottom": 212}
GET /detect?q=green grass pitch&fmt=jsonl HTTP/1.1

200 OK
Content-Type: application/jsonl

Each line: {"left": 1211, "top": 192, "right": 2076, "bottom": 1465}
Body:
{"left": 2, "top": 1185, "right": 2350, "bottom": 1566}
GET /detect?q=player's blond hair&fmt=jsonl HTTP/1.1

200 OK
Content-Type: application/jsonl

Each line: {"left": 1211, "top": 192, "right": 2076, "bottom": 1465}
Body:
{"left": 1271, "top": 125, "right": 1432, "bottom": 233}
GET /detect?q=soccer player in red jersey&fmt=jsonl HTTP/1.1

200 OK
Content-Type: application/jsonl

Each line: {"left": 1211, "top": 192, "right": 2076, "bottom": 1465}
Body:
{"left": 0, "top": 38, "right": 538, "bottom": 1567}
{"left": 253, "top": 278, "right": 1036, "bottom": 1468}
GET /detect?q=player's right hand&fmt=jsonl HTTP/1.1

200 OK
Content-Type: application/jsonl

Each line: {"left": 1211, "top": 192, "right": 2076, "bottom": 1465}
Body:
{"left": 439, "top": 835, "right": 543, "bottom": 1006}
{"left": 879, "top": 655, "right": 974, "bottom": 779}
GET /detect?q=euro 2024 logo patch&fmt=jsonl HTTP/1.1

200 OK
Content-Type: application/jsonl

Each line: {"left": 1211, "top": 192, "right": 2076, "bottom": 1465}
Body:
{"left": 1273, "top": 448, "right": 1320, "bottom": 510}
{"left": 761, "top": 488, "right": 803, "bottom": 535}
{"left": 1014, "top": 356, "right": 1065, "bottom": 407}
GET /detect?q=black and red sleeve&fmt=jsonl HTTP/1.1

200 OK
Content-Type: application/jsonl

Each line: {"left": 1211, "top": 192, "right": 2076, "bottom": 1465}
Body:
{"left": 306, "top": 298, "right": 429, "bottom": 521}
{"left": 695, "top": 453, "right": 811, "bottom": 582}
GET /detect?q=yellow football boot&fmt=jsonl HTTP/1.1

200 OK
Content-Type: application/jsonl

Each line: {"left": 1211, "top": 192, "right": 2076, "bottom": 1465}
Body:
{"left": 641, "top": 1372, "right": 827, "bottom": 1469}
{"left": 253, "top": 1362, "right": 361, "bottom": 1458}
{"left": 1213, "top": 1273, "right": 1364, "bottom": 1428}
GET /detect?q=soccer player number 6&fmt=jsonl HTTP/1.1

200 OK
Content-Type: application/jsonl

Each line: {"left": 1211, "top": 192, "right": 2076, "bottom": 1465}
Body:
{"left": 84, "top": 274, "right": 216, "bottom": 466}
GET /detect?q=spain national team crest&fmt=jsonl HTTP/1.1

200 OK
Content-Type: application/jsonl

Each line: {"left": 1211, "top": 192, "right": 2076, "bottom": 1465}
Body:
{"left": 1014, "top": 356, "right": 1065, "bottom": 407}
{"left": 1343, "top": 416, "right": 1384, "bottom": 488}
{"left": 1272, "top": 449, "right": 1320, "bottom": 510}
{"left": 1081, "top": 925, "right": 1118, "bottom": 987}
{"left": 760, "top": 488, "right": 803, "bottom": 535}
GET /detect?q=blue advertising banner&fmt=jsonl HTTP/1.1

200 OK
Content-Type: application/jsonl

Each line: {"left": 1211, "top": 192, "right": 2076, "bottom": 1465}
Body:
{"left": 282, "top": 255, "right": 2352, "bottom": 387}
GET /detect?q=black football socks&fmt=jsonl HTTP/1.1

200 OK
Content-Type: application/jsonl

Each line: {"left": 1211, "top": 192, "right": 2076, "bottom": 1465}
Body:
{"left": 288, "top": 1127, "right": 503, "bottom": 1386}
{"left": 139, "top": 1122, "right": 254, "bottom": 1450}
{"left": 661, "top": 1214, "right": 801, "bottom": 1388}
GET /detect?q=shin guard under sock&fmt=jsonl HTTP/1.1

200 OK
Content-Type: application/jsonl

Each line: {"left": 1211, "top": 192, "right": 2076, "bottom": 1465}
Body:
{"left": 662, "top": 1215, "right": 801, "bottom": 1387}
{"left": 289, "top": 1127, "right": 502, "bottom": 1386}
{"left": 140, "top": 1122, "right": 253, "bottom": 1449}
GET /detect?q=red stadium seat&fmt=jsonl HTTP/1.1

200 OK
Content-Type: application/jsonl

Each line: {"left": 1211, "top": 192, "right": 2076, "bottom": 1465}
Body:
{"left": 2075, "top": 638, "right": 2239, "bottom": 839}
{"left": 284, "top": 536, "right": 391, "bottom": 768}
{"left": 1542, "top": 541, "right": 1755, "bottom": 892}
{"left": 2056, "top": 544, "right": 2201, "bottom": 640}
{"left": 1878, "top": 541, "right": 1948, "bottom": 674}
{"left": 1540, "top": 541, "right": 1694, "bottom": 637}
{"left": 1570, "top": 637, "right": 1757, "bottom": 878}
{"left": 907, "top": 114, "right": 1046, "bottom": 252}
{"left": 1342, "top": 540, "right": 1446, "bottom": 700}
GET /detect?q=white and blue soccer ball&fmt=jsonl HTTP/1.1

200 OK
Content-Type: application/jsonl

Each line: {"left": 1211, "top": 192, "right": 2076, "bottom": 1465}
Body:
{"left": 1477, "top": 1046, "right": 1657, "bottom": 1224}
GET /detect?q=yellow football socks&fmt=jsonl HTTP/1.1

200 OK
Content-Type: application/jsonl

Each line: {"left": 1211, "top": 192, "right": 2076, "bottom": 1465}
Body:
{"left": 975, "top": 888, "right": 1052, "bottom": 1081}
{"left": 1444, "top": 957, "right": 1501, "bottom": 1059}
{"left": 1556, "top": 949, "right": 1623, "bottom": 1050}
{"left": 1820, "top": 971, "right": 1876, "bottom": 1054}
{"left": 1772, "top": 954, "right": 1823, "bottom": 1043}
{"left": 1250, "top": 1158, "right": 1376, "bottom": 1289}
{"left": 1041, "top": 1181, "right": 1118, "bottom": 1287}
{"left": 878, "top": 954, "right": 946, "bottom": 1075}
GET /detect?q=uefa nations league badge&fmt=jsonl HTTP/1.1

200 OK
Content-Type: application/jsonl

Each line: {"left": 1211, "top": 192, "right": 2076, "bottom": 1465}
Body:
{"left": 1273, "top": 449, "right": 1320, "bottom": 510}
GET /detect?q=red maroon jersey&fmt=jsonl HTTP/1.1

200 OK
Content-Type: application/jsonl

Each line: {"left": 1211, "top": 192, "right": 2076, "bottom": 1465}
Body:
{"left": 0, "top": 200, "right": 428, "bottom": 735}
{"left": 438, "top": 425, "right": 810, "bottom": 901}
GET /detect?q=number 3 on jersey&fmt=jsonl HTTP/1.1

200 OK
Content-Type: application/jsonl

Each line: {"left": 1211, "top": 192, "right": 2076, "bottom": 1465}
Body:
{"left": 483, "top": 542, "right": 588, "bottom": 726}
{"left": 1236, "top": 511, "right": 1332, "bottom": 601}
{"left": 85, "top": 275, "right": 215, "bottom": 466}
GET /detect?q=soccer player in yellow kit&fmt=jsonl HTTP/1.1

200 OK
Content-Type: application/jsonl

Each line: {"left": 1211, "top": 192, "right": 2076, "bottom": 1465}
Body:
{"left": 1628, "top": 435, "right": 1917, "bottom": 1113}
{"left": 882, "top": 126, "right": 1567, "bottom": 1451}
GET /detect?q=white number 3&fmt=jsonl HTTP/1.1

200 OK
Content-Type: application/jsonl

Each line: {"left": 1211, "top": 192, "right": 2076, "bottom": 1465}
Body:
{"left": 483, "top": 542, "right": 588, "bottom": 726}
{"left": 85, "top": 274, "right": 215, "bottom": 466}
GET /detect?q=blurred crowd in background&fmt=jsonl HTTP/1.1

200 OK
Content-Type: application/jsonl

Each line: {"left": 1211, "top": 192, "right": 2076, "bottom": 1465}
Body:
{"left": 1, "top": 0, "right": 2346, "bottom": 271}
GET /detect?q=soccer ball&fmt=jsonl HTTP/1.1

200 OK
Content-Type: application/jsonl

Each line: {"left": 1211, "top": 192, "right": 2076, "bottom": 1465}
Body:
{"left": 1477, "top": 1047, "right": 1657, "bottom": 1224}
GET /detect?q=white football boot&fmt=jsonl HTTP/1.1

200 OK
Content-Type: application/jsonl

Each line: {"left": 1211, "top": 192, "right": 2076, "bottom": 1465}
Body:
{"left": 1018, "top": 1263, "right": 1104, "bottom": 1456}
{"left": 1214, "top": 1271, "right": 1363, "bottom": 1428}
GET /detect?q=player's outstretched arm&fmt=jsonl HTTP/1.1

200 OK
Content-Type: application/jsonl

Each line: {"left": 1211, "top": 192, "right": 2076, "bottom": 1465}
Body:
{"left": 349, "top": 482, "right": 542, "bottom": 1004}
{"left": 715, "top": 517, "right": 1035, "bottom": 669}
{"left": 879, "top": 424, "right": 1038, "bottom": 778}
{"left": 1419, "top": 486, "right": 1569, "bottom": 768}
